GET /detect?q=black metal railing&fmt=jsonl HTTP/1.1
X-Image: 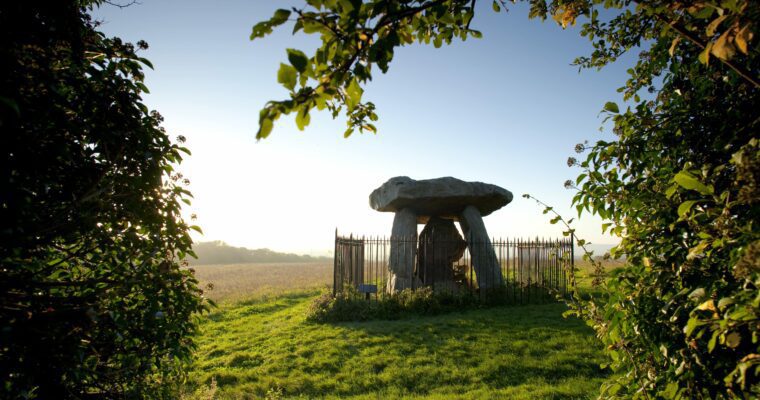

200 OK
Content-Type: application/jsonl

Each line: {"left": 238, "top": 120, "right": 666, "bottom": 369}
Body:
{"left": 333, "top": 231, "right": 573, "bottom": 304}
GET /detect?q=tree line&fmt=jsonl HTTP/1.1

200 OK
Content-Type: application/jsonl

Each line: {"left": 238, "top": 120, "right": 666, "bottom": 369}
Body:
{"left": 191, "top": 241, "right": 331, "bottom": 265}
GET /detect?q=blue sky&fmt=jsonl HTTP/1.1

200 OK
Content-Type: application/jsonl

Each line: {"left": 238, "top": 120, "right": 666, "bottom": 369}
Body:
{"left": 91, "top": 1, "right": 635, "bottom": 255}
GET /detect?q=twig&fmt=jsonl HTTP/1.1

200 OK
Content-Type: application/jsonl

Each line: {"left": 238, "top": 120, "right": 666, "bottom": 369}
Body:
{"left": 102, "top": 0, "right": 140, "bottom": 9}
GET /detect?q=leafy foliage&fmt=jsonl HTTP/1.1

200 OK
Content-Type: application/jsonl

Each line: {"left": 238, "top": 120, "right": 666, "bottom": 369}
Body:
{"left": 306, "top": 288, "right": 478, "bottom": 322}
{"left": 251, "top": 0, "right": 488, "bottom": 138}
{"left": 563, "top": 1, "right": 759, "bottom": 398}
{"left": 1, "top": 2, "right": 209, "bottom": 398}
{"left": 255, "top": 0, "right": 759, "bottom": 398}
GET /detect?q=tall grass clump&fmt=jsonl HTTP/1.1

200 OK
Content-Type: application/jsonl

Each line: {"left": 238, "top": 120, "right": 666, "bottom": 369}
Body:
{"left": 306, "top": 284, "right": 556, "bottom": 322}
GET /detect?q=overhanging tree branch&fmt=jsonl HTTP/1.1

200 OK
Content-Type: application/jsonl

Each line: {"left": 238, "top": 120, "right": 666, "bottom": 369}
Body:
{"left": 634, "top": 0, "right": 760, "bottom": 89}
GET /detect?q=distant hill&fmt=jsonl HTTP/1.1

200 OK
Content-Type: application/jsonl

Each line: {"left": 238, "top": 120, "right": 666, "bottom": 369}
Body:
{"left": 189, "top": 241, "right": 331, "bottom": 265}
{"left": 576, "top": 243, "right": 620, "bottom": 259}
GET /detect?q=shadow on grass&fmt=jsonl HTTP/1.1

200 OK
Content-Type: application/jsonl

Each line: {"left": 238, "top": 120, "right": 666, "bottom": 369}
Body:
{"left": 332, "top": 302, "right": 610, "bottom": 389}
{"left": 206, "top": 289, "right": 321, "bottom": 322}
{"left": 234, "top": 288, "right": 323, "bottom": 306}
{"left": 191, "top": 291, "right": 609, "bottom": 399}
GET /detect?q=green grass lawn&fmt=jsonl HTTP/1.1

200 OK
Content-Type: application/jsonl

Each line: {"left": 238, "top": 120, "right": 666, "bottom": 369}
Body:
{"left": 184, "top": 289, "right": 608, "bottom": 399}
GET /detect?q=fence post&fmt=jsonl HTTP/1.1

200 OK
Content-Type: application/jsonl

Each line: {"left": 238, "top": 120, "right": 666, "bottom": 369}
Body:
{"left": 569, "top": 236, "right": 574, "bottom": 298}
{"left": 333, "top": 230, "right": 336, "bottom": 296}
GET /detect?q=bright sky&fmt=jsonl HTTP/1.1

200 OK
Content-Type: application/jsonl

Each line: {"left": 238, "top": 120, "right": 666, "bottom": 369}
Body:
{"left": 91, "top": 1, "right": 633, "bottom": 256}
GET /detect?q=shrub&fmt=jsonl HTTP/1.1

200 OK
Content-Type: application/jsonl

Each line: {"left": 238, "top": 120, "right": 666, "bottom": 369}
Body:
{"left": 1, "top": 2, "right": 209, "bottom": 398}
{"left": 305, "top": 284, "right": 548, "bottom": 323}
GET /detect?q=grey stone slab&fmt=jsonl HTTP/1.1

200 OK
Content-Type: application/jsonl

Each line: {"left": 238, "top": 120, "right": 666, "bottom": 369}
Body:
{"left": 369, "top": 176, "right": 512, "bottom": 222}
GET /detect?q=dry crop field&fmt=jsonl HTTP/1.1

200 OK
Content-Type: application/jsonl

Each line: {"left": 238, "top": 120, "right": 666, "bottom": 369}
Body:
{"left": 189, "top": 258, "right": 623, "bottom": 303}
{"left": 190, "top": 262, "right": 333, "bottom": 303}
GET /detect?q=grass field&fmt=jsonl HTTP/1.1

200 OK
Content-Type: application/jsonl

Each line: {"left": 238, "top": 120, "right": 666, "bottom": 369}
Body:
{"left": 191, "top": 262, "right": 333, "bottom": 303}
{"left": 184, "top": 262, "right": 611, "bottom": 399}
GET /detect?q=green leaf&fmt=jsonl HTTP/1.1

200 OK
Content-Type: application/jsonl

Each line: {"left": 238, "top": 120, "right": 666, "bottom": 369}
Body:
{"left": 277, "top": 63, "right": 297, "bottom": 91}
{"left": 673, "top": 171, "right": 712, "bottom": 195}
{"left": 251, "top": 9, "right": 291, "bottom": 41}
{"left": 708, "top": 330, "right": 719, "bottom": 352}
{"left": 190, "top": 225, "right": 203, "bottom": 234}
{"left": 687, "top": 241, "right": 709, "bottom": 260}
{"left": 287, "top": 49, "right": 309, "bottom": 73}
{"left": 292, "top": 19, "right": 303, "bottom": 34}
{"left": 250, "top": 22, "right": 271, "bottom": 40}
{"left": 295, "top": 108, "right": 310, "bottom": 131}
{"left": 345, "top": 78, "right": 363, "bottom": 111}
{"left": 663, "top": 382, "right": 680, "bottom": 398}
{"left": 138, "top": 57, "right": 154, "bottom": 70}
{"left": 272, "top": 9, "right": 291, "bottom": 25}
{"left": 689, "top": 288, "right": 706, "bottom": 299}
{"left": 718, "top": 297, "right": 735, "bottom": 309}
{"left": 302, "top": 20, "right": 323, "bottom": 34}
{"left": 684, "top": 317, "right": 703, "bottom": 336}
{"left": 362, "top": 123, "right": 376, "bottom": 133}
{"left": 257, "top": 117, "right": 274, "bottom": 139}
{"left": 338, "top": 0, "right": 354, "bottom": 12}
{"left": 677, "top": 200, "right": 698, "bottom": 218}
{"left": 136, "top": 82, "right": 150, "bottom": 94}
{"left": 665, "top": 184, "right": 678, "bottom": 199}
{"left": 492, "top": 1, "right": 501, "bottom": 12}
{"left": 690, "top": 6, "right": 714, "bottom": 19}
{"left": 603, "top": 102, "right": 619, "bottom": 114}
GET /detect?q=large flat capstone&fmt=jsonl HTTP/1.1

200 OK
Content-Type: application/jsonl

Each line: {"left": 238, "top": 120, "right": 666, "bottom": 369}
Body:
{"left": 369, "top": 176, "right": 513, "bottom": 220}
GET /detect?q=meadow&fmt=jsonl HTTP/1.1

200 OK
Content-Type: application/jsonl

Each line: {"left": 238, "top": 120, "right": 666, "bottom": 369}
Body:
{"left": 183, "top": 262, "right": 612, "bottom": 399}
{"left": 191, "top": 262, "right": 333, "bottom": 303}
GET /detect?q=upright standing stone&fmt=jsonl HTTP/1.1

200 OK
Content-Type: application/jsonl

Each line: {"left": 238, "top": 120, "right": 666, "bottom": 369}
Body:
{"left": 387, "top": 208, "right": 418, "bottom": 292}
{"left": 417, "top": 217, "right": 466, "bottom": 288}
{"left": 460, "top": 205, "right": 503, "bottom": 288}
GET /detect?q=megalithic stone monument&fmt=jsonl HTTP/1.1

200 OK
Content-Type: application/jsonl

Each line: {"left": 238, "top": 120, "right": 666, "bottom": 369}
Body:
{"left": 369, "top": 176, "right": 513, "bottom": 292}
{"left": 387, "top": 208, "right": 419, "bottom": 292}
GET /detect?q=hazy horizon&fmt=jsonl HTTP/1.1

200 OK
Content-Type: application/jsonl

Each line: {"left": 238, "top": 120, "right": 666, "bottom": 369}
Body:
{"left": 195, "top": 238, "right": 619, "bottom": 259}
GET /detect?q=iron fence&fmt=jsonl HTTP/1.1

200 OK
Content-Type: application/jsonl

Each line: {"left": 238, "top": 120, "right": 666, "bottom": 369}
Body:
{"left": 333, "top": 231, "right": 573, "bottom": 304}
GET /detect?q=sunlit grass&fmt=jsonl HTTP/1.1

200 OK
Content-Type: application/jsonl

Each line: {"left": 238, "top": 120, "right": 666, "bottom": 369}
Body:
{"left": 185, "top": 296, "right": 608, "bottom": 398}
{"left": 183, "top": 261, "right": 620, "bottom": 399}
